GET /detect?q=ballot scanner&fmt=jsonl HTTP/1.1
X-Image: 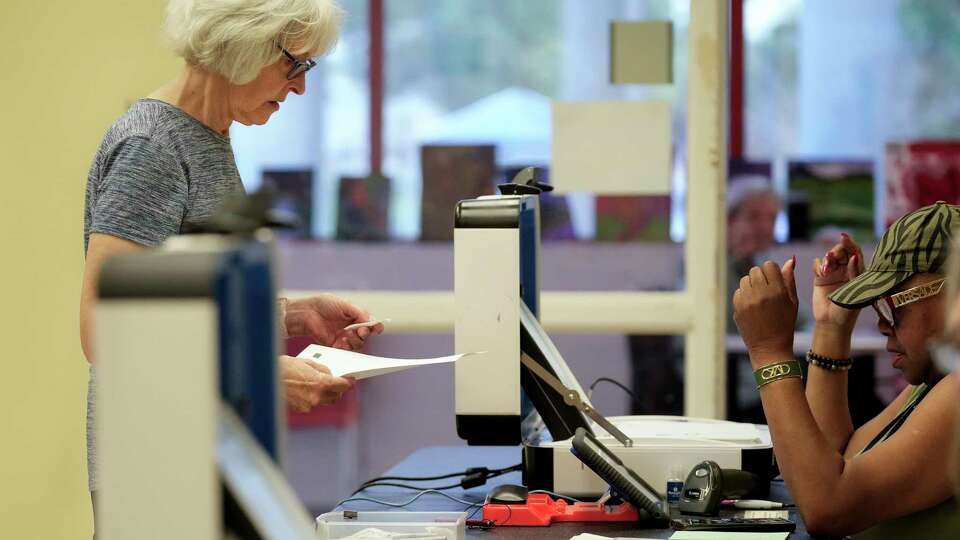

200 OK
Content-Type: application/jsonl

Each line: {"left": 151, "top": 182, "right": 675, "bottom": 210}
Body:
{"left": 454, "top": 169, "right": 775, "bottom": 498}
{"left": 94, "top": 193, "right": 317, "bottom": 540}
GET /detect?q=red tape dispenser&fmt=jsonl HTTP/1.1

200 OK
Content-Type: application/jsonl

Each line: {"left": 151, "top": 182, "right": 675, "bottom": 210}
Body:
{"left": 482, "top": 427, "right": 668, "bottom": 527}
{"left": 482, "top": 489, "right": 640, "bottom": 526}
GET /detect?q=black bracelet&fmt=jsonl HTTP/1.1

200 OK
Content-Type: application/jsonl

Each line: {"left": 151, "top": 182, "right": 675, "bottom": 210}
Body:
{"left": 806, "top": 350, "right": 853, "bottom": 371}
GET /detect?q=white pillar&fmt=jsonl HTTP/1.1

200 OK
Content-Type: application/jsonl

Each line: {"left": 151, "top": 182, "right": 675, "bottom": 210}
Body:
{"left": 684, "top": 0, "right": 728, "bottom": 418}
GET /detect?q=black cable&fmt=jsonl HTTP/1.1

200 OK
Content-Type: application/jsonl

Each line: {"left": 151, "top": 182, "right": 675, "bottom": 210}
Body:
{"left": 494, "top": 503, "right": 513, "bottom": 526}
{"left": 358, "top": 471, "right": 467, "bottom": 485}
{"left": 468, "top": 501, "right": 512, "bottom": 527}
{"left": 336, "top": 489, "right": 484, "bottom": 510}
{"left": 357, "top": 463, "right": 520, "bottom": 489}
{"left": 358, "top": 464, "right": 521, "bottom": 488}
{"left": 353, "top": 464, "right": 522, "bottom": 495}
{"left": 345, "top": 464, "right": 527, "bottom": 531}
{"left": 588, "top": 377, "right": 638, "bottom": 402}
{"left": 466, "top": 503, "right": 484, "bottom": 521}
{"left": 352, "top": 481, "right": 463, "bottom": 495}
{"left": 486, "top": 464, "right": 522, "bottom": 476}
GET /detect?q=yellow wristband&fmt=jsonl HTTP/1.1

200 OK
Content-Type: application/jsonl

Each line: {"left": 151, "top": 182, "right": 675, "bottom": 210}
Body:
{"left": 754, "top": 360, "right": 802, "bottom": 389}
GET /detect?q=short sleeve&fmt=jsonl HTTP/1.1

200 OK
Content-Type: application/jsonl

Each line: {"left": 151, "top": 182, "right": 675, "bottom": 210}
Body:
{"left": 90, "top": 136, "right": 189, "bottom": 247}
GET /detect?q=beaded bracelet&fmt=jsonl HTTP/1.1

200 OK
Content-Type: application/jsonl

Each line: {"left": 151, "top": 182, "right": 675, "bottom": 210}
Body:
{"left": 753, "top": 360, "right": 803, "bottom": 389}
{"left": 805, "top": 350, "right": 853, "bottom": 371}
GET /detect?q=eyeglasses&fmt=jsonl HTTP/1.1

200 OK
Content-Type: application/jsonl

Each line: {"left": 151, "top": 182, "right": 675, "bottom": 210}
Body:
{"left": 278, "top": 46, "right": 317, "bottom": 80}
{"left": 872, "top": 277, "right": 945, "bottom": 328}
{"left": 929, "top": 339, "right": 959, "bottom": 376}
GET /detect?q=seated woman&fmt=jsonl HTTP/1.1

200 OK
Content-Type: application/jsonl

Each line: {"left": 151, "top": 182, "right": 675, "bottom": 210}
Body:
{"left": 732, "top": 202, "right": 960, "bottom": 537}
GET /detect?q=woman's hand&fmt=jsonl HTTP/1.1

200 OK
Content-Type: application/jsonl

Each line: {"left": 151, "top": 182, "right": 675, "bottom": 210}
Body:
{"left": 284, "top": 294, "right": 384, "bottom": 351}
{"left": 812, "top": 233, "right": 864, "bottom": 333}
{"left": 279, "top": 355, "right": 354, "bottom": 412}
{"left": 733, "top": 258, "right": 799, "bottom": 368}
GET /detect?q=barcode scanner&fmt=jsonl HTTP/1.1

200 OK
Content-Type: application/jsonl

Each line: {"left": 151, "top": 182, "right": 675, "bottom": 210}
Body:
{"left": 679, "top": 460, "right": 760, "bottom": 516}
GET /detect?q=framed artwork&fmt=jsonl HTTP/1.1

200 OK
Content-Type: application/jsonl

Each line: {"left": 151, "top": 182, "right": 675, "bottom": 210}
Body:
{"left": 336, "top": 174, "right": 390, "bottom": 241}
{"left": 595, "top": 195, "right": 671, "bottom": 242}
{"left": 788, "top": 160, "right": 874, "bottom": 241}
{"left": 420, "top": 145, "right": 497, "bottom": 241}
{"left": 262, "top": 169, "right": 313, "bottom": 238}
{"left": 885, "top": 141, "right": 960, "bottom": 226}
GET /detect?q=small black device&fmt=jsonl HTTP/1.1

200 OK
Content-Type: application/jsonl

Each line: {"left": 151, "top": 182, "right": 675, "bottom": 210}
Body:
{"left": 679, "top": 460, "right": 760, "bottom": 516}
{"left": 671, "top": 516, "right": 796, "bottom": 532}
{"left": 486, "top": 484, "right": 529, "bottom": 504}
{"left": 569, "top": 428, "right": 666, "bottom": 522}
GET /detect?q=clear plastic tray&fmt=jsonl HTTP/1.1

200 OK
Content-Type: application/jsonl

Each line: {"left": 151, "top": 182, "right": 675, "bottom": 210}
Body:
{"left": 315, "top": 511, "right": 466, "bottom": 540}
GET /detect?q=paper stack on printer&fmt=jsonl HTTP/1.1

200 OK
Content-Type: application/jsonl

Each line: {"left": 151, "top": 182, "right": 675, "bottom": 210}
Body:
{"left": 297, "top": 344, "right": 480, "bottom": 380}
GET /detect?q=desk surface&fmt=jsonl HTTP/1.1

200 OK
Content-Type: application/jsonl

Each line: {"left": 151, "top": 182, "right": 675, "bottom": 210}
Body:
{"left": 336, "top": 446, "right": 812, "bottom": 539}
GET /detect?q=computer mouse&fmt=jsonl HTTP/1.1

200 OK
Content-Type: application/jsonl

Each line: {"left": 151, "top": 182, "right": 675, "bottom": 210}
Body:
{"left": 487, "top": 484, "right": 529, "bottom": 504}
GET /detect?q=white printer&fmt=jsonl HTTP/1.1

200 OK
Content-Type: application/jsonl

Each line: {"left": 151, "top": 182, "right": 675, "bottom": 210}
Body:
{"left": 523, "top": 415, "right": 773, "bottom": 497}
{"left": 453, "top": 169, "right": 775, "bottom": 497}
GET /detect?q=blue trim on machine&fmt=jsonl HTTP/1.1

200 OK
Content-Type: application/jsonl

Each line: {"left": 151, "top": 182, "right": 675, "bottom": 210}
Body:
{"left": 216, "top": 242, "right": 281, "bottom": 460}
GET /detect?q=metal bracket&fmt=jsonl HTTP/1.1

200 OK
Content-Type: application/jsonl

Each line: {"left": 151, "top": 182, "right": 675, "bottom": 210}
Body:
{"left": 520, "top": 353, "right": 633, "bottom": 447}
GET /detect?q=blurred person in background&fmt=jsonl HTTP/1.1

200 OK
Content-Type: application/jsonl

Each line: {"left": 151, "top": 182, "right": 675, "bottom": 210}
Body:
{"left": 629, "top": 174, "right": 782, "bottom": 418}
{"left": 726, "top": 174, "right": 781, "bottom": 325}
{"left": 725, "top": 175, "right": 782, "bottom": 421}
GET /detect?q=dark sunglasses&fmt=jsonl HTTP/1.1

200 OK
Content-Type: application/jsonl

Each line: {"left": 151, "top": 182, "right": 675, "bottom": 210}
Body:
{"left": 278, "top": 46, "right": 317, "bottom": 80}
{"left": 872, "top": 277, "right": 945, "bottom": 328}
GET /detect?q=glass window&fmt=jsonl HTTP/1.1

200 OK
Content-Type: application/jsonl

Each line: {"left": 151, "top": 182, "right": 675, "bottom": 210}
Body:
{"left": 233, "top": 0, "right": 691, "bottom": 247}
{"left": 745, "top": 0, "right": 960, "bottom": 236}
{"left": 232, "top": 1, "right": 703, "bottom": 297}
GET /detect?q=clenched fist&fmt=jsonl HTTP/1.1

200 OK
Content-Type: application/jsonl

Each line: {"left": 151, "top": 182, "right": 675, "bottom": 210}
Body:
{"left": 733, "top": 258, "right": 799, "bottom": 369}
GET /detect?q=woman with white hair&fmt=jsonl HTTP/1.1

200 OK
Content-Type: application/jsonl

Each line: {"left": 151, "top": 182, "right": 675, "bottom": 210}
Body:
{"left": 80, "top": 0, "right": 378, "bottom": 502}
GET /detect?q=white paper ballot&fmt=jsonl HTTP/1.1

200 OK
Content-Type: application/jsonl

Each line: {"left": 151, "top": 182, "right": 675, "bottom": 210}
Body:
{"left": 297, "top": 344, "right": 479, "bottom": 380}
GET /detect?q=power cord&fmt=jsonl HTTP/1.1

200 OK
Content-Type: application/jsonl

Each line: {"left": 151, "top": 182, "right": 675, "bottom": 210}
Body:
{"left": 353, "top": 464, "right": 521, "bottom": 495}
{"left": 587, "top": 377, "right": 638, "bottom": 403}
{"left": 335, "top": 488, "right": 484, "bottom": 510}
{"left": 351, "top": 480, "right": 462, "bottom": 494}
{"left": 357, "top": 471, "right": 467, "bottom": 484}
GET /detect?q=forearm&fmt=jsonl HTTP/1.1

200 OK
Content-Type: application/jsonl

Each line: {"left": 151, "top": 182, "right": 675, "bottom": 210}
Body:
{"left": 80, "top": 296, "right": 95, "bottom": 363}
{"left": 804, "top": 324, "right": 855, "bottom": 451}
{"left": 758, "top": 375, "right": 853, "bottom": 532}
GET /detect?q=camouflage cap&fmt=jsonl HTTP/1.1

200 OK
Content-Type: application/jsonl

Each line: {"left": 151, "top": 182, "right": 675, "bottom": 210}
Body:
{"left": 829, "top": 201, "right": 960, "bottom": 309}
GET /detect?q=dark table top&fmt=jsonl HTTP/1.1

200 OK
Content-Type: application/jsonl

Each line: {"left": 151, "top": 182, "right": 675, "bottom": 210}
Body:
{"left": 335, "top": 446, "right": 812, "bottom": 539}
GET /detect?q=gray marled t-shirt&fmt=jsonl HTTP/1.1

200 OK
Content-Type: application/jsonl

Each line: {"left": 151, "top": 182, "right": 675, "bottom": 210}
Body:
{"left": 84, "top": 98, "right": 244, "bottom": 490}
